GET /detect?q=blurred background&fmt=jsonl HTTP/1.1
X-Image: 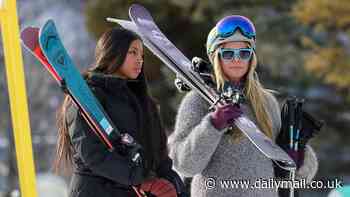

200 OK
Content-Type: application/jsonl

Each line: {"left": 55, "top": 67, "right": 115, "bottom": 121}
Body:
{"left": 0, "top": 0, "right": 349, "bottom": 196}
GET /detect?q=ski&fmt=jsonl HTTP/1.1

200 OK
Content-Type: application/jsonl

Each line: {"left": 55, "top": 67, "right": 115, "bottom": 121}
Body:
{"left": 126, "top": 4, "right": 295, "bottom": 165}
{"left": 106, "top": 18, "right": 179, "bottom": 79}
{"left": 129, "top": 6, "right": 217, "bottom": 106}
{"left": 21, "top": 22, "right": 141, "bottom": 160}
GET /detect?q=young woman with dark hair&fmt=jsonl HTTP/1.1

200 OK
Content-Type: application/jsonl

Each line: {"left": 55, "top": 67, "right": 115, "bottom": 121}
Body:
{"left": 55, "top": 28, "right": 185, "bottom": 197}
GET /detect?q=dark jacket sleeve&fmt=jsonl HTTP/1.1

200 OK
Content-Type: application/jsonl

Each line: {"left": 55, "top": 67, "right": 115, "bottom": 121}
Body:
{"left": 66, "top": 91, "right": 146, "bottom": 186}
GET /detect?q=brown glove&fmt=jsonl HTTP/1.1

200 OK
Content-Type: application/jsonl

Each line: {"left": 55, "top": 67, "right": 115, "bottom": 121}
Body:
{"left": 139, "top": 178, "right": 177, "bottom": 197}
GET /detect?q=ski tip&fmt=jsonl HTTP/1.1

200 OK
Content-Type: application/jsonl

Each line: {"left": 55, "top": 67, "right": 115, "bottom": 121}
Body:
{"left": 47, "top": 19, "right": 55, "bottom": 24}
{"left": 42, "top": 19, "right": 55, "bottom": 30}
{"left": 106, "top": 18, "right": 134, "bottom": 28}
{"left": 41, "top": 19, "right": 56, "bottom": 33}
{"left": 129, "top": 3, "right": 141, "bottom": 9}
{"left": 129, "top": 4, "right": 144, "bottom": 15}
{"left": 106, "top": 17, "right": 118, "bottom": 23}
{"left": 39, "top": 19, "right": 57, "bottom": 48}
{"left": 129, "top": 4, "right": 153, "bottom": 22}
{"left": 20, "top": 27, "right": 39, "bottom": 51}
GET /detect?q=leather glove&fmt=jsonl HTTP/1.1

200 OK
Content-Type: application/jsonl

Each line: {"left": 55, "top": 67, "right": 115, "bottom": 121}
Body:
{"left": 140, "top": 178, "right": 177, "bottom": 197}
{"left": 160, "top": 170, "right": 188, "bottom": 197}
{"left": 210, "top": 104, "right": 242, "bottom": 130}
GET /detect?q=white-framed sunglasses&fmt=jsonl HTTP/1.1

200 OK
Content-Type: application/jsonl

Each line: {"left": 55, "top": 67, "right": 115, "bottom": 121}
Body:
{"left": 219, "top": 47, "right": 253, "bottom": 62}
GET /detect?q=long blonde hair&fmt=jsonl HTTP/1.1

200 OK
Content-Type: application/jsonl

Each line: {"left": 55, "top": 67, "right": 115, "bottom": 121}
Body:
{"left": 210, "top": 47, "right": 274, "bottom": 142}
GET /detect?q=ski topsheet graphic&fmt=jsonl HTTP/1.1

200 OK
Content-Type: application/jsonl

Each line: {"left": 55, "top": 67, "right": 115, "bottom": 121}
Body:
{"left": 108, "top": 4, "right": 295, "bottom": 166}
{"left": 38, "top": 20, "right": 115, "bottom": 138}
{"left": 21, "top": 21, "right": 141, "bottom": 162}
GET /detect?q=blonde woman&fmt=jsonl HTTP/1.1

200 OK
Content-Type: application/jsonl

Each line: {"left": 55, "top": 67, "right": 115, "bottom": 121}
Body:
{"left": 169, "top": 15, "right": 318, "bottom": 197}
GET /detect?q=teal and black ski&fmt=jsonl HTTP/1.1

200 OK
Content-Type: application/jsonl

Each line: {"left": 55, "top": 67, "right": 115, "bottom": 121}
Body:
{"left": 21, "top": 20, "right": 141, "bottom": 162}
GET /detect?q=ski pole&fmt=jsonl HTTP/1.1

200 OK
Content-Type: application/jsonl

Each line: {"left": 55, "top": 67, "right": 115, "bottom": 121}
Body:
{"left": 294, "top": 99, "right": 304, "bottom": 151}
{"left": 289, "top": 168, "right": 296, "bottom": 197}
{"left": 287, "top": 99, "right": 295, "bottom": 150}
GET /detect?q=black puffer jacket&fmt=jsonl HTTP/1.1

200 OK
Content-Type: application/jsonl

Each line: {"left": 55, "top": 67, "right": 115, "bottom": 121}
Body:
{"left": 66, "top": 72, "right": 173, "bottom": 197}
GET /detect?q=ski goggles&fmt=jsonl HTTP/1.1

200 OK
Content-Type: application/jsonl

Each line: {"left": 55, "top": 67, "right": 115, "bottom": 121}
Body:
{"left": 207, "top": 15, "right": 256, "bottom": 55}
{"left": 219, "top": 48, "right": 253, "bottom": 62}
{"left": 217, "top": 15, "right": 256, "bottom": 39}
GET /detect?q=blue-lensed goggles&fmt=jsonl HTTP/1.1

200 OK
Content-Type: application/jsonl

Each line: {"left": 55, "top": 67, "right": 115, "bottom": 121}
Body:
{"left": 219, "top": 48, "right": 253, "bottom": 62}
{"left": 207, "top": 15, "right": 256, "bottom": 55}
{"left": 217, "top": 15, "right": 256, "bottom": 39}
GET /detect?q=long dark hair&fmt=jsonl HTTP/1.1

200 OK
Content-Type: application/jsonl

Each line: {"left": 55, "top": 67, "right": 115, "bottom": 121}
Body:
{"left": 55, "top": 28, "right": 167, "bottom": 174}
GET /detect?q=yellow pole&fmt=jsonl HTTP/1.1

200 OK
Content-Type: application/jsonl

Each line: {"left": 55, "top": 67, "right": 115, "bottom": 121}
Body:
{"left": 0, "top": 0, "right": 38, "bottom": 196}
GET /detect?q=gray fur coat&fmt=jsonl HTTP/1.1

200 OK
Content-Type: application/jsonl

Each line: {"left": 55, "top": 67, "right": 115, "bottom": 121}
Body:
{"left": 168, "top": 91, "right": 318, "bottom": 197}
